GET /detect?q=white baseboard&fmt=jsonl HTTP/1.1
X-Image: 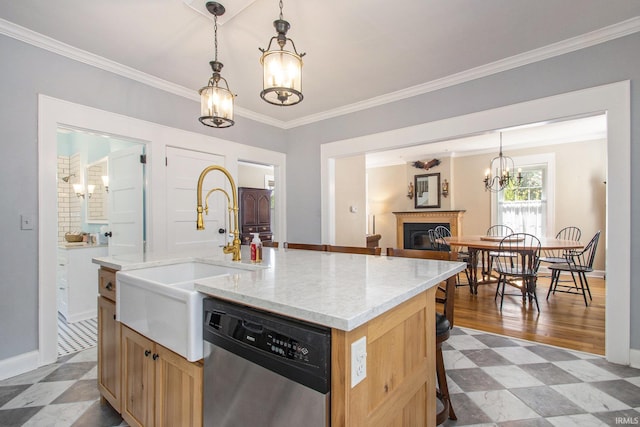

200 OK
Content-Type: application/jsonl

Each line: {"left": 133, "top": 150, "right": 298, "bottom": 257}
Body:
{"left": 0, "top": 350, "right": 39, "bottom": 381}
{"left": 630, "top": 348, "right": 640, "bottom": 369}
{"left": 63, "top": 309, "right": 97, "bottom": 324}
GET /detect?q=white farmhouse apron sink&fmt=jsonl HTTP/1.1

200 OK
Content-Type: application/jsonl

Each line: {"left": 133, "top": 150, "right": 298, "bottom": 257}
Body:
{"left": 116, "top": 261, "right": 251, "bottom": 361}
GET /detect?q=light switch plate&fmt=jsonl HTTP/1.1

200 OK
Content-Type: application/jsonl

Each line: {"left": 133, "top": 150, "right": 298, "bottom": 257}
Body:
{"left": 351, "top": 336, "right": 367, "bottom": 387}
{"left": 20, "top": 214, "right": 34, "bottom": 230}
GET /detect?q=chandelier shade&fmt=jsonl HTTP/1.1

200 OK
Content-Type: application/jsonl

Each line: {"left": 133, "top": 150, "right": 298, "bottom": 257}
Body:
{"left": 483, "top": 133, "right": 522, "bottom": 192}
{"left": 259, "top": 2, "right": 305, "bottom": 106}
{"left": 198, "top": 2, "right": 235, "bottom": 128}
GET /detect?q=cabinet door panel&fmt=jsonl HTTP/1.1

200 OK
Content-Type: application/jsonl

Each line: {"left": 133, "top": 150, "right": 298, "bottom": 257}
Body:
{"left": 155, "top": 345, "right": 203, "bottom": 427}
{"left": 257, "top": 192, "right": 271, "bottom": 226}
{"left": 97, "top": 296, "right": 120, "bottom": 412}
{"left": 240, "top": 191, "right": 259, "bottom": 226}
{"left": 121, "top": 326, "right": 155, "bottom": 427}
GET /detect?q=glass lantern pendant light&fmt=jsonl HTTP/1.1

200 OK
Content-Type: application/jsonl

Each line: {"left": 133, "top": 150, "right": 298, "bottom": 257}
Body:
{"left": 259, "top": 0, "right": 305, "bottom": 106}
{"left": 198, "top": 2, "right": 235, "bottom": 128}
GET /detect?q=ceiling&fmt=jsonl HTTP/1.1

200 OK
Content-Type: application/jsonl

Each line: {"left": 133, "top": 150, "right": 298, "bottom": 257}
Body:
{"left": 1, "top": 0, "right": 639, "bottom": 129}
{"left": 365, "top": 114, "right": 607, "bottom": 168}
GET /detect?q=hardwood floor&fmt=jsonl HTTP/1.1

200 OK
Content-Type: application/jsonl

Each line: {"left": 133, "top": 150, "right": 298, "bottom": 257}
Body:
{"left": 452, "top": 270, "right": 605, "bottom": 355}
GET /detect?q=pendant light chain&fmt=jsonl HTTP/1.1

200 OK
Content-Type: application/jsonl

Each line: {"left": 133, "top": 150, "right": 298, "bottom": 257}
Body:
{"left": 279, "top": 0, "right": 284, "bottom": 20}
{"left": 213, "top": 13, "right": 219, "bottom": 62}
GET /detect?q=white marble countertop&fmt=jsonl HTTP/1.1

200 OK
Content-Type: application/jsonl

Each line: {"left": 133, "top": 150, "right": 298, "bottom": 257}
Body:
{"left": 93, "top": 246, "right": 465, "bottom": 331}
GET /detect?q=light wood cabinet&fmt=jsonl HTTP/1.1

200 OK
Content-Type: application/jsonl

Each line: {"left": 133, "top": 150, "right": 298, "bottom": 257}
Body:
{"left": 121, "top": 325, "right": 203, "bottom": 427}
{"left": 97, "top": 268, "right": 120, "bottom": 412}
{"left": 331, "top": 288, "right": 436, "bottom": 426}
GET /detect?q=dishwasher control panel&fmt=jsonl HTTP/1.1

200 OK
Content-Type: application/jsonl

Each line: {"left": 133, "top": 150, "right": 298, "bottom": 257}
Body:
{"left": 205, "top": 302, "right": 329, "bottom": 369}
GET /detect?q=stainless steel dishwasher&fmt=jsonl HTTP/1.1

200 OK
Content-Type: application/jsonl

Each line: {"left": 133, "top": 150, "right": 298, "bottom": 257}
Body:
{"left": 203, "top": 298, "right": 331, "bottom": 427}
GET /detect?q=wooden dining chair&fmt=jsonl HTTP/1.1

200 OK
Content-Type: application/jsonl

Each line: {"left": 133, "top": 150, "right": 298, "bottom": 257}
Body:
{"left": 327, "top": 245, "right": 381, "bottom": 255}
{"left": 386, "top": 247, "right": 457, "bottom": 423}
{"left": 494, "top": 233, "right": 542, "bottom": 312}
{"left": 484, "top": 225, "right": 515, "bottom": 280}
{"left": 546, "top": 230, "right": 600, "bottom": 307}
{"left": 539, "top": 226, "right": 582, "bottom": 267}
{"left": 433, "top": 226, "right": 471, "bottom": 287}
{"left": 283, "top": 242, "right": 327, "bottom": 251}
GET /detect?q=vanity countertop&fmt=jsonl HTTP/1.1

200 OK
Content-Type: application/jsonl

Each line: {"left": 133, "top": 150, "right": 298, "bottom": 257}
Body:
{"left": 59, "top": 243, "right": 108, "bottom": 250}
{"left": 93, "top": 247, "right": 465, "bottom": 331}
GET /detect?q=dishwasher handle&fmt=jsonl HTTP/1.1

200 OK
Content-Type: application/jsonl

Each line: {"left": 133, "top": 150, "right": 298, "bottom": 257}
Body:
{"left": 242, "top": 320, "right": 264, "bottom": 334}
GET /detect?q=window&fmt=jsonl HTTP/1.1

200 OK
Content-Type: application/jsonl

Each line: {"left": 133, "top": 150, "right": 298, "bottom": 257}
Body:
{"left": 497, "top": 165, "right": 546, "bottom": 235}
{"left": 493, "top": 153, "right": 555, "bottom": 236}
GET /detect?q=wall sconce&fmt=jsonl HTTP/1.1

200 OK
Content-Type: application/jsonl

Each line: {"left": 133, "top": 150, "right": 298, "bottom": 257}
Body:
{"left": 407, "top": 182, "right": 414, "bottom": 200}
{"left": 102, "top": 175, "right": 109, "bottom": 193}
{"left": 73, "top": 183, "right": 95, "bottom": 199}
{"left": 442, "top": 179, "right": 449, "bottom": 198}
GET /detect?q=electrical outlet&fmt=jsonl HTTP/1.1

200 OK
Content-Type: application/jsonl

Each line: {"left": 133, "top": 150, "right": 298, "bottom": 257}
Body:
{"left": 351, "top": 336, "right": 367, "bottom": 387}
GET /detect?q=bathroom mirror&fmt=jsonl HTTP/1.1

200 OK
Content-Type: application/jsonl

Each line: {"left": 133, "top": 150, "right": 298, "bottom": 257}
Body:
{"left": 86, "top": 157, "right": 109, "bottom": 223}
{"left": 414, "top": 173, "right": 441, "bottom": 209}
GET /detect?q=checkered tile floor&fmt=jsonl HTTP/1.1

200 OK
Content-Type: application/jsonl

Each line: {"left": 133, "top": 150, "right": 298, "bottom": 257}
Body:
{"left": 443, "top": 328, "right": 640, "bottom": 426}
{"left": 1, "top": 327, "right": 639, "bottom": 426}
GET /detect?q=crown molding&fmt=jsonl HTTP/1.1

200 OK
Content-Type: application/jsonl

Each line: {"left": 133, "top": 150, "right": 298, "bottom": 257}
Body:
{"left": 283, "top": 16, "right": 640, "bottom": 129}
{"left": 2, "top": 16, "right": 639, "bottom": 130}
{"left": 0, "top": 18, "right": 285, "bottom": 129}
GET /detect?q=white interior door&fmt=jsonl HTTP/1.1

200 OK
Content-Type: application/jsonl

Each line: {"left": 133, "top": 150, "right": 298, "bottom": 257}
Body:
{"left": 166, "top": 147, "right": 226, "bottom": 253}
{"left": 108, "top": 145, "right": 145, "bottom": 256}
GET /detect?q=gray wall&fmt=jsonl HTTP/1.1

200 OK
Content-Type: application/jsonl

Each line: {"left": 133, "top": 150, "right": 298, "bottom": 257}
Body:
{"left": 0, "top": 35, "right": 285, "bottom": 360}
{"left": 285, "top": 33, "right": 640, "bottom": 350}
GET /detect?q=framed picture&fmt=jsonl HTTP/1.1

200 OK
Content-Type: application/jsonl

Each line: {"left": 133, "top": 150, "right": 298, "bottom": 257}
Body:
{"left": 414, "top": 173, "right": 441, "bottom": 209}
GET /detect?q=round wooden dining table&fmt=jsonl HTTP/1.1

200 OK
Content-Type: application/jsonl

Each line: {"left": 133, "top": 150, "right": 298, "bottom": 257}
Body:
{"left": 445, "top": 235, "right": 583, "bottom": 294}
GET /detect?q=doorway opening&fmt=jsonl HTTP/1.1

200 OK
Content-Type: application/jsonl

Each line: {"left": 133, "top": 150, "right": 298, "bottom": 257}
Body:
{"left": 321, "top": 82, "right": 630, "bottom": 364}
{"left": 55, "top": 126, "right": 145, "bottom": 357}
{"left": 238, "top": 160, "right": 278, "bottom": 245}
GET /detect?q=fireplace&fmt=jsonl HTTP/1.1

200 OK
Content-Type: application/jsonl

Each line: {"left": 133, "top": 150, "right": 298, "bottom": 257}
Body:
{"left": 403, "top": 222, "right": 450, "bottom": 250}
{"left": 393, "top": 210, "right": 465, "bottom": 249}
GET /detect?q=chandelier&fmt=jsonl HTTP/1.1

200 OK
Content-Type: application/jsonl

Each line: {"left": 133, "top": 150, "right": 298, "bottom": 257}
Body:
{"left": 484, "top": 133, "right": 522, "bottom": 192}
{"left": 259, "top": 0, "right": 305, "bottom": 106}
{"left": 198, "top": 1, "right": 235, "bottom": 128}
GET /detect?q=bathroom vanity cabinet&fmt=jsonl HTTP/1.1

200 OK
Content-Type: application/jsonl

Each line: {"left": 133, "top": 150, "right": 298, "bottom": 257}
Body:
{"left": 58, "top": 245, "right": 107, "bottom": 323}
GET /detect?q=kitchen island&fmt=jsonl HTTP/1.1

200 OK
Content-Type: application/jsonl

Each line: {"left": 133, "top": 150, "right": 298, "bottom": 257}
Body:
{"left": 94, "top": 246, "right": 465, "bottom": 426}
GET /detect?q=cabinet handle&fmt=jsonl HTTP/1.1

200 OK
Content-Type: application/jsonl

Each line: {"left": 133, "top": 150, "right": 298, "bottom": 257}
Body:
{"left": 152, "top": 353, "right": 159, "bottom": 361}
{"left": 105, "top": 282, "right": 113, "bottom": 291}
{"left": 144, "top": 350, "right": 151, "bottom": 357}
{"left": 113, "top": 314, "right": 116, "bottom": 320}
